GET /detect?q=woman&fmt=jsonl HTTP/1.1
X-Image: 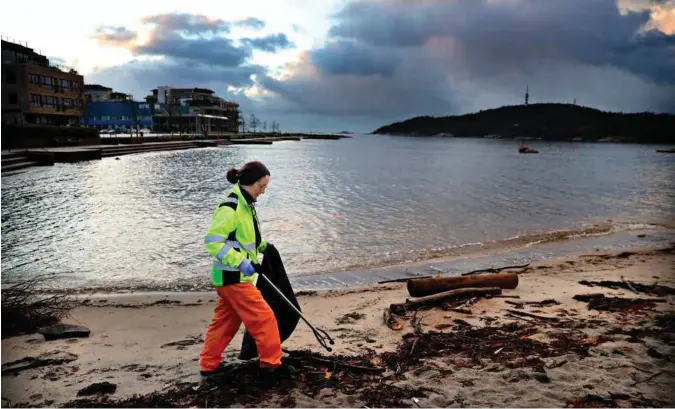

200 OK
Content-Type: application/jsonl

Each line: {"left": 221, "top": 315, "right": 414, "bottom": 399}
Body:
{"left": 199, "top": 160, "right": 284, "bottom": 380}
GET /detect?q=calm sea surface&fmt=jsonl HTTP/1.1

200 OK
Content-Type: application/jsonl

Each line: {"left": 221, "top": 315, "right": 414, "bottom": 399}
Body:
{"left": 2, "top": 136, "right": 674, "bottom": 291}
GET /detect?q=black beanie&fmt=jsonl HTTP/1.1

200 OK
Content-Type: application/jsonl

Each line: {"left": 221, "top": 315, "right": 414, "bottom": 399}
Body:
{"left": 226, "top": 161, "right": 270, "bottom": 185}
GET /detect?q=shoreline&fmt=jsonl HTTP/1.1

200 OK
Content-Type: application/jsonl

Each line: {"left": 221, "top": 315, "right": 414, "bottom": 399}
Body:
{"left": 2, "top": 244, "right": 674, "bottom": 407}
{"left": 28, "top": 222, "right": 675, "bottom": 296}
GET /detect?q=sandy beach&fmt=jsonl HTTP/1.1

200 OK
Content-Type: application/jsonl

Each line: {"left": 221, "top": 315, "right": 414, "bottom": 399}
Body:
{"left": 2, "top": 244, "right": 674, "bottom": 408}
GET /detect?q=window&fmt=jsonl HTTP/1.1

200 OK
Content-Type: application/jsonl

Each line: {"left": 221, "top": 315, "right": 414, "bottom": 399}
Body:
{"left": 60, "top": 79, "right": 71, "bottom": 89}
{"left": 101, "top": 116, "right": 111, "bottom": 120}
{"left": 31, "top": 94, "right": 41, "bottom": 106}
{"left": 74, "top": 99, "right": 81, "bottom": 107}
{"left": 139, "top": 103, "right": 149, "bottom": 109}
{"left": 43, "top": 96, "right": 56, "bottom": 107}
{"left": 4, "top": 71, "right": 17, "bottom": 84}
{"left": 63, "top": 98, "right": 73, "bottom": 106}
{"left": 8, "top": 93, "right": 18, "bottom": 104}
{"left": 43, "top": 76, "right": 54, "bottom": 88}
{"left": 29, "top": 74, "right": 39, "bottom": 84}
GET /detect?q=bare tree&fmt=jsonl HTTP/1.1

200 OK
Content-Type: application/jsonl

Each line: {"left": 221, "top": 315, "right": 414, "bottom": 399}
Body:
{"left": 249, "top": 113, "right": 260, "bottom": 135}
{"left": 239, "top": 114, "right": 247, "bottom": 134}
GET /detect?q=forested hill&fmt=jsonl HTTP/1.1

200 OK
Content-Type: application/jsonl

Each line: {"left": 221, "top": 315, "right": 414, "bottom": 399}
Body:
{"left": 372, "top": 104, "right": 675, "bottom": 144}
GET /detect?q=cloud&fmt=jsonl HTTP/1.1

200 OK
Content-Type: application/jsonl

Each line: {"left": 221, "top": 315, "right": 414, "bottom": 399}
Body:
{"left": 88, "top": 58, "right": 264, "bottom": 94}
{"left": 240, "top": 33, "right": 294, "bottom": 52}
{"left": 135, "top": 34, "right": 251, "bottom": 67}
{"left": 234, "top": 17, "right": 266, "bottom": 30}
{"left": 93, "top": 26, "right": 138, "bottom": 47}
{"left": 254, "top": 0, "right": 675, "bottom": 131}
{"left": 310, "top": 40, "right": 401, "bottom": 77}
{"left": 89, "top": 3, "right": 675, "bottom": 133}
{"left": 141, "top": 13, "right": 231, "bottom": 36}
{"left": 326, "top": 0, "right": 675, "bottom": 85}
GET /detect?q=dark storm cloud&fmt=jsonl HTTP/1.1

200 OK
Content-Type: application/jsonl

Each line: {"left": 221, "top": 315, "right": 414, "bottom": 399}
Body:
{"left": 89, "top": 12, "right": 271, "bottom": 108}
{"left": 135, "top": 35, "right": 251, "bottom": 67}
{"left": 310, "top": 40, "right": 401, "bottom": 77}
{"left": 253, "top": 0, "right": 675, "bottom": 129}
{"left": 90, "top": 3, "right": 675, "bottom": 133}
{"left": 325, "top": 0, "right": 675, "bottom": 85}
{"left": 240, "top": 33, "right": 294, "bottom": 52}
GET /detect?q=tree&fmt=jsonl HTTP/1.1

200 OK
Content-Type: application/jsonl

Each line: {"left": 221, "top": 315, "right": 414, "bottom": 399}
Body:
{"left": 239, "top": 114, "right": 247, "bottom": 134}
{"left": 249, "top": 113, "right": 260, "bottom": 135}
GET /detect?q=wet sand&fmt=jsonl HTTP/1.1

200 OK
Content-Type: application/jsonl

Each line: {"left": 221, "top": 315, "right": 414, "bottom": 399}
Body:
{"left": 2, "top": 245, "right": 674, "bottom": 407}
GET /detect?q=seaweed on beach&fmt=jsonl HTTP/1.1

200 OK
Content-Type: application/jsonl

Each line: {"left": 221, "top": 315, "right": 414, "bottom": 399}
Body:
{"left": 380, "top": 322, "right": 599, "bottom": 375}
{"left": 573, "top": 294, "right": 665, "bottom": 315}
{"left": 578, "top": 280, "right": 675, "bottom": 297}
{"left": 60, "top": 350, "right": 419, "bottom": 408}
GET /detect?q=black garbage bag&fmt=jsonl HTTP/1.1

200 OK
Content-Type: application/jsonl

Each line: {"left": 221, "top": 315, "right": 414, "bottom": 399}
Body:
{"left": 239, "top": 243, "right": 301, "bottom": 360}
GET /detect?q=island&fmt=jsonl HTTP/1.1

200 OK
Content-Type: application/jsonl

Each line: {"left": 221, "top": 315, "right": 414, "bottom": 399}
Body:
{"left": 372, "top": 103, "right": 675, "bottom": 144}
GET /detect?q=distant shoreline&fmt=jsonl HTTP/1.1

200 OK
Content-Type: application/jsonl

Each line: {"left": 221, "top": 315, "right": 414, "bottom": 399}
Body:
{"left": 372, "top": 103, "right": 675, "bottom": 145}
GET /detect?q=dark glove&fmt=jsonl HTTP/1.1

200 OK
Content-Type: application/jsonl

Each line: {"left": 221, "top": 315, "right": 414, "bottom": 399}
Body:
{"left": 252, "top": 262, "right": 266, "bottom": 274}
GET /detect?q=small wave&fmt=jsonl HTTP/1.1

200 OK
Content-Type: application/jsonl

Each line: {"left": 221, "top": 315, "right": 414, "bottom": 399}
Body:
{"left": 290, "top": 220, "right": 667, "bottom": 278}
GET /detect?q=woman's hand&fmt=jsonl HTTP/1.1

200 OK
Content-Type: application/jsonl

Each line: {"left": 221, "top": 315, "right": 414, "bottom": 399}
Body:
{"left": 238, "top": 259, "right": 257, "bottom": 277}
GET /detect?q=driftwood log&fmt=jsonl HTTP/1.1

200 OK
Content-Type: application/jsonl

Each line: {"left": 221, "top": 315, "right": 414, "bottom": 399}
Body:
{"left": 390, "top": 287, "right": 502, "bottom": 314}
{"left": 407, "top": 272, "right": 518, "bottom": 297}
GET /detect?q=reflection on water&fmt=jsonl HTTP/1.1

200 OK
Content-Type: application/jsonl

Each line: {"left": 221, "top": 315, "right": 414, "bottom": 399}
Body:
{"left": 2, "top": 136, "right": 674, "bottom": 290}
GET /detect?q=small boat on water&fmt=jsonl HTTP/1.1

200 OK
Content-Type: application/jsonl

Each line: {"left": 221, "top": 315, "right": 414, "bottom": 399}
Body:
{"left": 519, "top": 144, "right": 539, "bottom": 154}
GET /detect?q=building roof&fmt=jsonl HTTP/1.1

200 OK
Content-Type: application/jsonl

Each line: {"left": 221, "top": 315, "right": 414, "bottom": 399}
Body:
{"left": 85, "top": 84, "right": 113, "bottom": 91}
{"left": 2, "top": 39, "right": 49, "bottom": 65}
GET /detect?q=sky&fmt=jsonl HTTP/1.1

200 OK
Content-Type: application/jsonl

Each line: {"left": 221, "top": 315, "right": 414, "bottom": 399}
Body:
{"left": 2, "top": 0, "right": 674, "bottom": 132}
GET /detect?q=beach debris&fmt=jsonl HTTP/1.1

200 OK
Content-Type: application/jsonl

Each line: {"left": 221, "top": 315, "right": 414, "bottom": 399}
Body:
{"left": 2, "top": 273, "right": 83, "bottom": 338}
{"left": 578, "top": 279, "right": 675, "bottom": 297}
{"left": 504, "top": 299, "right": 560, "bottom": 309}
{"left": 462, "top": 263, "right": 531, "bottom": 276}
{"left": 160, "top": 334, "right": 204, "bottom": 349}
{"left": 573, "top": 294, "right": 665, "bottom": 313}
{"left": 65, "top": 347, "right": 419, "bottom": 407}
{"left": 77, "top": 381, "right": 117, "bottom": 396}
{"left": 383, "top": 308, "right": 405, "bottom": 330}
{"left": 1, "top": 351, "right": 78, "bottom": 375}
{"left": 629, "top": 370, "right": 667, "bottom": 386}
{"left": 335, "top": 312, "right": 366, "bottom": 325}
{"left": 505, "top": 309, "right": 561, "bottom": 322}
{"left": 295, "top": 290, "right": 318, "bottom": 296}
{"left": 408, "top": 273, "right": 518, "bottom": 297}
{"left": 37, "top": 323, "right": 90, "bottom": 341}
{"left": 390, "top": 287, "right": 502, "bottom": 314}
{"left": 568, "top": 394, "right": 620, "bottom": 408}
{"left": 453, "top": 319, "right": 472, "bottom": 327}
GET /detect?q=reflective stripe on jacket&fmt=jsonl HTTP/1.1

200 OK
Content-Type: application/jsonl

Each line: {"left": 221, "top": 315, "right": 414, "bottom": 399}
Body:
{"left": 204, "top": 183, "right": 268, "bottom": 286}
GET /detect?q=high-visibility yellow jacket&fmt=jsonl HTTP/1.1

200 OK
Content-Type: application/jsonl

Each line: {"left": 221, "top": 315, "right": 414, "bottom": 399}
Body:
{"left": 204, "top": 183, "right": 268, "bottom": 286}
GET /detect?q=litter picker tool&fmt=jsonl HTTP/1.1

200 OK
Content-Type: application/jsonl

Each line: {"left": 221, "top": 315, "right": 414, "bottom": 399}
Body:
{"left": 258, "top": 273, "right": 335, "bottom": 352}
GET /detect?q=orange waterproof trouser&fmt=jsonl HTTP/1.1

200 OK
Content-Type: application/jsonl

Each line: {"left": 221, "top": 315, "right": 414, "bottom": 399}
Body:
{"left": 199, "top": 283, "right": 282, "bottom": 371}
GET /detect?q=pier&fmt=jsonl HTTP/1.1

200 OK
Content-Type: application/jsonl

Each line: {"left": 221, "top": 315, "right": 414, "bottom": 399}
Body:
{"left": 1, "top": 134, "right": 348, "bottom": 173}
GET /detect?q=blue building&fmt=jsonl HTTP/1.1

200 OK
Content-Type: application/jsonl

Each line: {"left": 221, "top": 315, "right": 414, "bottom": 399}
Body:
{"left": 84, "top": 100, "right": 153, "bottom": 130}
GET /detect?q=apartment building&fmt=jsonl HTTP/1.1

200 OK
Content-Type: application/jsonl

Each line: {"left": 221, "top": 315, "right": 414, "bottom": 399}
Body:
{"left": 1, "top": 40, "right": 84, "bottom": 126}
{"left": 145, "top": 86, "right": 240, "bottom": 134}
